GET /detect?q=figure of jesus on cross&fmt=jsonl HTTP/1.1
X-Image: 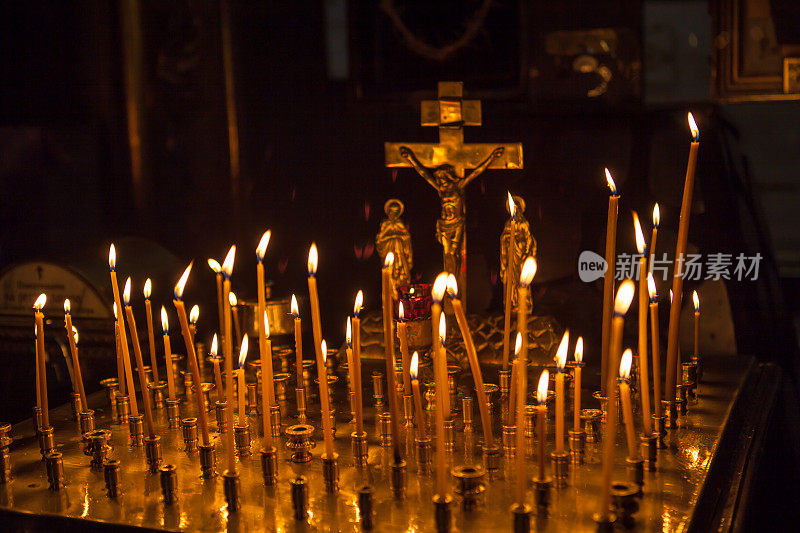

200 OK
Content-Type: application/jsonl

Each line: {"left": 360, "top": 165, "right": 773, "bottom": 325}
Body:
{"left": 385, "top": 82, "right": 523, "bottom": 306}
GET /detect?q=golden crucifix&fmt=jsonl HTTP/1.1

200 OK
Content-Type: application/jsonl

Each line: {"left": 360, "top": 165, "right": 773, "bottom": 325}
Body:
{"left": 385, "top": 82, "right": 523, "bottom": 306}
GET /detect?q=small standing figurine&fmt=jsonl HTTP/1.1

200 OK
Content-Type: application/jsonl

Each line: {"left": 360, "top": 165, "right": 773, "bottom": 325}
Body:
{"left": 376, "top": 199, "right": 413, "bottom": 287}
{"left": 500, "top": 195, "right": 536, "bottom": 308}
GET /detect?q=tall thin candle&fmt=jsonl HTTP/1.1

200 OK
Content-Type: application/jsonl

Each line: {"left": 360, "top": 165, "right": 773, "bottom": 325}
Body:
{"left": 397, "top": 302, "right": 412, "bottom": 397}
{"left": 693, "top": 291, "right": 700, "bottom": 358}
{"left": 306, "top": 244, "right": 323, "bottom": 379}
{"left": 352, "top": 291, "right": 365, "bottom": 435}
{"left": 210, "top": 335, "right": 223, "bottom": 403}
{"left": 410, "top": 352, "right": 427, "bottom": 439}
{"left": 554, "top": 331, "right": 569, "bottom": 454}
{"left": 160, "top": 307, "right": 176, "bottom": 400}
{"left": 291, "top": 295, "right": 303, "bottom": 388}
{"left": 229, "top": 292, "right": 241, "bottom": 347}
{"left": 208, "top": 258, "right": 225, "bottom": 346}
{"left": 63, "top": 300, "right": 87, "bottom": 410}
{"left": 256, "top": 231, "right": 276, "bottom": 430}
{"left": 143, "top": 279, "right": 160, "bottom": 384}
{"left": 430, "top": 274, "right": 448, "bottom": 417}
{"left": 601, "top": 169, "right": 620, "bottom": 395}
{"left": 33, "top": 294, "right": 49, "bottom": 428}
{"left": 618, "top": 349, "right": 639, "bottom": 459}
{"left": 124, "top": 278, "right": 156, "bottom": 438}
{"left": 648, "top": 275, "right": 662, "bottom": 417}
{"left": 261, "top": 313, "right": 274, "bottom": 446}
{"left": 109, "top": 245, "right": 138, "bottom": 416}
{"left": 317, "top": 340, "right": 334, "bottom": 457}
{"left": 381, "top": 253, "right": 402, "bottom": 463}
{"left": 573, "top": 337, "right": 584, "bottom": 432}
{"left": 599, "top": 280, "right": 635, "bottom": 522}
{"left": 113, "top": 303, "right": 126, "bottom": 397}
{"left": 514, "top": 258, "right": 537, "bottom": 504}
{"left": 434, "top": 315, "right": 448, "bottom": 497}
{"left": 665, "top": 113, "right": 700, "bottom": 407}
{"left": 633, "top": 212, "right": 652, "bottom": 433}
{"left": 221, "top": 245, "right": 237, "bottom": 472}
{"left": 502, "top": 191, "right": 517, "bottom": 371}
{"left": 507, "top": 334, "right": 521, "bottom": 426}
{"left": 649, "top": 204, "right": 660, "bottom": 275}
{"left": 535, "top": 371, "right": 549, "bottom": 481}
{"left": 237, "top": 335, "right": 249, "bottom": 427}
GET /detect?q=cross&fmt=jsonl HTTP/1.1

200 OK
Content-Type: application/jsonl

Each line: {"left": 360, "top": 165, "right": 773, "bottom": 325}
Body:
{"left": 385, "top": 82, "right": 524, "bottom": 307}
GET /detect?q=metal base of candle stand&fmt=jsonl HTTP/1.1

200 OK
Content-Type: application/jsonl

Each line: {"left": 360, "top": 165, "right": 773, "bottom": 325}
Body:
{"left": 498, "top": 369, "right": 511, "bottom": 399}
{"left": 0, "top": 425, "right": 11, "bottom": 484}
{"left": 351, "top": 430, "right": 368, "bottom": 466}
{"left": 502, "top": 425, "right": 516, "bottom": 454}
{"left": 115, "top": 396, "right": 130, "bottom": 424}
{"left": 677, "top": 385, "right": 688, "bottom": 415}
{"left": 165, "top": 399, "right": 180, "bottom": 428}
{"left": 199, "top": 443, "right": 215, "bottom": 478}
{"left": 433, "top": 494, "right": 453, "bottom": 533}
{"left": 45, "top": 452, "right": 65, "bottom": 490}
{"left": 270, "top": 405, "right": 281, "bottom": 437}
{"left": 32, "top": 406, "right": 42, "bottom": 436}
{"left": 379, "top": 412, "right": 392, "bottom": 447}
{"left": 391, "top": 459, "right": 407, "bottom": 499}
{"left": 625, "top": 457, "right": 644, "bottom": 490}
{"left": 295, "top": 387, "right": 307, "bottom": 423}
{"left": 550, "top": 451, "right": 570, "bottom": 488}
{"left": 222, "top": 469, "right": 241, "bottom": 512}
{"left": 291, "top": 476, "right": 309, "bottom": 521}
{"left": 181, "top": 418, "right": 198, "bottom": 452}
{"left": 663, "top": 400, "right": 678, "bottom": 429}
{"left": 611, "top": 481, "right": 640, "bottom": 528}
{"left": 215, "top": 401, "right": 227, "bottom": 433}
{"left": 38, "top": 426, "right": 55, "bottom": 458}
{"left": 569, "top": 430, "right": 586, "bottom": 464}
{"left": 70, "top": 392, "right": 82, "bottom": 421}
{"left": 593, "top": 512, "right": 617, "bottom": 532}
{"left": 87, "top": 430, "right": 111, "bottom": 471}
{"left": 322, "top": 452, "right": 339, "bottom": 493}
{"left": 129, "top": 415, "right": 144, "bottom": 447}
{"left": 78, "top": 410, "right": 95, "bottom": 436}
{"left": 159, "top": 464, "right": 178, "bottom": 504}
{"left": 150, "top": 382, "right": 167, "bottom": 409}
{"left": 483, "top": 443, "right": 501, "bottom": 474}
{"left": 444, "top": 419, "right": 454, "bottom": 451}
{"left": 403, "top": 395, "right": 414, "bottom": 428}
{"left": 234, "top": 425, "right": 251, "bottom": 457}
{"left": 415, "top": 436, "right": 432, "bottom": 474}
{"left": 260, "top": 447, "right": 278, "bottom": 486}
{"left": 145, "top": 435, "right": 163, "bottom": 473}
{"left": 452, "top": 464, "right": 485, "bottom": 511}
{"left": 652, "top": 414, "right": 667, "bottom": 448}
{"left": 511, "top": 503, "right": 532, "bottom": 533}
{"left": 358, "top": 485, "right": 375, "bottom": 530}
{"left": 247, "top": 383, "right": 258, "bottom": 415}
{"left": 534, "top": 478, "right": 552, "bottom": 514}
{"left": 103, "top": 459, "right": 120, "bottom": 498}
{"left": 100, "top": 379, "right": 118, "bottom": 419}
{"left": 285, "top": 424, "right": 314, "bottom": 463}
{"left": 683, "top": 361, "right": 698, "bottom": 405}
{"left": 640, "top": 433, "right": 658, "bottom": 471}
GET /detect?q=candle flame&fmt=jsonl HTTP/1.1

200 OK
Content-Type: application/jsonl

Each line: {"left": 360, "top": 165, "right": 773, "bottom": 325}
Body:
{"left": 222, "top": 245, "right": 236, "bottom": 278}
{"left": 445, "top": 273, "right": 458, "bottom": 298}
{"left": 33, "top": 293, "right": 47, "bottom": 311}
{"left": 604, "top": 168, "right": 617, "bottom": 195}
{"left": 123, "top": 277, "right": 132, "bottom": 306}
{"left": 207, "top": 258, "right": 221, "bottom": 273}
{"left": 536, "top": 370, "right": 549, "bottom": 404}
{"left": 647, "top": 273, "right": 657, "bottom": 301}
{"left": 321, "top": 339, "right": 328, "bottom": 363}
{"left": 238, "top": 334, "right": 249, "bottom": 367}
{"left": 308, "top": 243, "right": 318, "bottom": 276}
{"left": 384, "top": 251, "right": 394, "bottom": 268}
{"left": 438, "top": 313, "right": 446, "bottom": 343}
{"left": 72, "top": 326, "right": 78, "bottom": 345}
{"left": 174, "top": 262, "right": 192, "bottom": 300}
{"left": 160, "top": 306, "right": 169, "bottom": 333}
{"left": 619, "top": 349, "right": 632, "bottom": 380}
{"left": 398, "top": 301, "right": 404, "bottom": 321}
{"left": 514, "top": 332, "right": 522, "bottom": 357}
{"left": 143, "top": 278, "right": 152, "bottom": 299}
{"left": 555, "top": 330, "right": 569, "bottom": 370}
{"left": 113, "top": 302, "right": 117, "bottom": 320}
{"left": 519, "top": 257, "right": 537, "bottom": 287}
{"left": 189, "top": 305, "right": 199, "bottom": 324}
{"left": 653, "top": 203, "right": 660, "bottom": 227}
{"left": 210, "top": 334, "right": 218, "bottom": 356}
{"left": 575, "top": 336, "right": 584, "bottom": 364}
{"left": 346, "top": 316, "right": 352, "bottom": 346}
{"left": 632, "top": 211, "right": 646, "bottom": 254}
{"left": 64, "top": 299, "right": 71, "bottom": 314}
{"left": 256, "top": 230, "right": 271, "bottom": 261}
{"left": 507, "top": 191, "right": 516, "bottom": 219}
{"left": 228, "top": 292, "right": 237, "bottom": 307}
{"left": 108, "top": 244, "right": 116, "bottom": 270}
{"left": 410, "top": 351, "right": 419, "bottom": 379}
{"left": 264, "top": 311, "right": 270, "bottom": 338}
{"left": 688, "top": 112, "right": 699, "bottom": 141}
{"left": 432, "top": 272, "right": 448, "bottom": 303}
{"left": 291, "top": 294, "right": 299, "bottom": 317}
{"left": 354, "top": 290, "right": 363, "bottom": 317}
{"left": 670, "top": 289, "right": 674, "bottom": 303}
{"left": 613, "top": 279, "right": 635, "bottom": 315}
{"left": 693, "top": 290, "right": 699, "bottom": 311}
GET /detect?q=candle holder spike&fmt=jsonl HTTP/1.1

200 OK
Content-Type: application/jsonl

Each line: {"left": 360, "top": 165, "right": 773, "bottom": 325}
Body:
{"left": 676, "top": 385, "right": 688, "bottom": 415}
{"left": 246, "top": 383, "right": 258, "bottom": 415}
{"left": 499, "top": 369, "right": 511, "bottom": 399}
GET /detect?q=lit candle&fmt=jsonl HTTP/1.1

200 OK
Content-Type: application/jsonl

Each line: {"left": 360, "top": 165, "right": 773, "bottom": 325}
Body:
{"left": 291, "top": 295, "right": 303, "bottom": 389}
{"left": 221, "top": 245, "right": 237, "bottom": 472}
{"left": 113, "top": 303, "right": 126, "bottom": 397}
{"left": 208, "top": 258, "right": 225, "bottom": 345}
{"left": 237, "top": 334, "right": 249, "bottom": 427}
{"left": 352, "top": 291, "right": 365, "bottom": 435}
{"left": 671, "top": 290, "right": 681, "bottom": 382}
{"left": 601, "top": 169, "right": 620, "bottom": 395}
{"left": 173, "top": 263, "right": 211, "bottom": 446}
{"left": 143, "top": 279, "right": 160, "bottom": 384}
{"left": 502, "top": 191, "right": 517, "bottom": 371}
{"left": 256, "top": 231, "right": 276, "bottom": 423}
{"left": 109, "top": 245, "right": 138, "bottom": 416}
{"left": 346, "top": 317, "right": 355, "bottom": 419}
{"left": 430, "top": 273, "right": 450, "bottom": 417}
{"left": 189, "top": 305, "right": 199, "bottom": 343}
{"left": 649, "top": 204, "right": 660, "bottom": 274}
{"left": 317, "top": 340, "right": 334, "bottom": 457}
{"left": 397, "top": 302, "right": 412, "bottom": 397}
{"left": 514, "top": 258, "right": 537, "bottom": 504}
{"left": 633, "top": 211, "right": 652, "bottom": 434}
{"left": 124, "top": 277, "right": 156, "bottom": 438}
{"left": 535, "top": 370, "right": 549, "bottom": 482}
{"left": 33, "top": 294, "right": 49, "bottom": 429}
{"left": 63, "top": 299, "right": 87, "bottom": 410}
{"left": 554, "top": 330, "right": 569, "bottom": 454}
{"left": 573, "top": 337, "right": 584, "bottom": 432}
{"left": 381, "top": 253, "right": 402, "bottom": 462}
{"left": 446, "top": 273, "right": 494, "bottom": 447}
{"left": 618, "top": 349, "right": 639, "bottom": 459}
{"left": 693, "top": 290, "right": 700, "bottom": 358}
{"left": 261, "top": 312, "right": 274, "bottom": 446}
{"left": 306, "top": 244, "right": 324, "bottom": 380}
{"left": 599, "top": 280, "right": 635, "bottom": 521}
{"left": 434, "top": 315, "right": 448, "bottom": 497}
{"left": 229, "top": 292, "right": 241, "bottom": 347}
{"left": 160, "top": 307, "right": 176, "bottom": 400}
{"left": 507, "top": 334, "right": 521, "bottom": 426}
{"left": 410, "top": 352, "right": 427, "bottom": 439}
{"left": 648, "top": 275, "right": 662, "bottom": 418}
{"left": 210, "top": 334, "right": 223, "bottom": 403}
{"left": 665, "top": 113, "right": 700, "bottom": 407}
